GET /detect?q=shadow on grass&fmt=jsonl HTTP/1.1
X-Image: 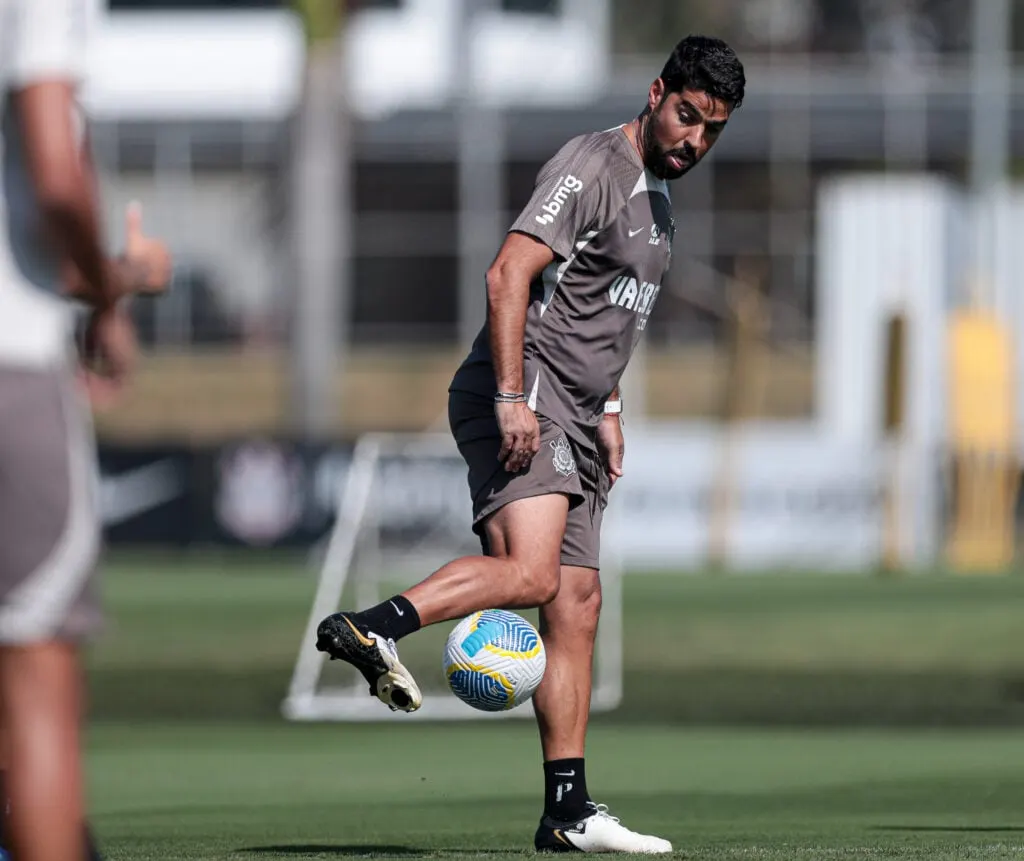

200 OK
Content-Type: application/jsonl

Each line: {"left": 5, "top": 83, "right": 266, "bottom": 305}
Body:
{"left": 238, "top": 847, "right": 423, "bottom": 857}
{"left": 873, "top": 825, "right": 1024, "bottom": 833}
{"left": 238, "top": 847, "right": 526, "bottom": 857}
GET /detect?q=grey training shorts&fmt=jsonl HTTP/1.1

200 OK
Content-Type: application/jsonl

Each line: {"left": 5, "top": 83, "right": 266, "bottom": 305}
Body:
{"left": 448, "top": 391, "right": 608, "bottom": 570}
{"left": 0, "top": 363, "right": 102, "bottom": 645}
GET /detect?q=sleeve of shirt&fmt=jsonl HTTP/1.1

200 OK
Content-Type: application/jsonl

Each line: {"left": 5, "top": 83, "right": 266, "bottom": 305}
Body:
{"left": 508, "top": 136, "right": 607, "bottom": 261}
{"left": 9, "top": 0, "right": 87, "bottom": 89}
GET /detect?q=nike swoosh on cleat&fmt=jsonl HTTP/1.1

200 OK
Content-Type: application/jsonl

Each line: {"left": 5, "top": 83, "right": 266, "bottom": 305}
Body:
{"left": 343, "top": 617, "right": 377, "bottom": 648}
{"left": 553, "top": 829, "right": 574, "bottom": 848}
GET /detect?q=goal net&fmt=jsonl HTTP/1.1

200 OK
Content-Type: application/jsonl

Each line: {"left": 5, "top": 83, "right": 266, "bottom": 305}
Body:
{"left": 282, "top": 431, "right": 624, "bottom": 722}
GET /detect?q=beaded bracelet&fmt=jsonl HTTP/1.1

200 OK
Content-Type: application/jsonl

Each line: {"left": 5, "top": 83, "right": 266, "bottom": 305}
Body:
{"left": 494, "top": 391, "right": 527, "bottom": 404}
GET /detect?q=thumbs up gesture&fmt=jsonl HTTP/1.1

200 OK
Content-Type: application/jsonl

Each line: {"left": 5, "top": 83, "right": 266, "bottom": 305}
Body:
{"left": 120, "top": 201, "right": 172, "bottom": 295}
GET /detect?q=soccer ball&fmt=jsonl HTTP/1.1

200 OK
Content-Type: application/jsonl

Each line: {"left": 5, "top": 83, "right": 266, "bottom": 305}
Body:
{"left": 443, "top": 609, "right": 546, "bottom": 711}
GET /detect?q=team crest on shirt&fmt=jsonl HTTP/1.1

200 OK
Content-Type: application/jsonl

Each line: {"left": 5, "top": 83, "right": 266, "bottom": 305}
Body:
{"left": 649, "top": 222, "right": 673, "bottom": 247}
{"left": 550, "top": 437, "right": 577, "bottom": 478}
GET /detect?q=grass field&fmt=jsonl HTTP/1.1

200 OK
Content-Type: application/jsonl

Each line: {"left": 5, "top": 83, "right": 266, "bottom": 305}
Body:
{"left": 88, "top": 555, "right": 1024, "bottom": 725}
{"left": 82, "top": 556, "right": 1024, "bottom": 859}
{"left": 89, "top": 721, "right": 1024, "bottom": 860}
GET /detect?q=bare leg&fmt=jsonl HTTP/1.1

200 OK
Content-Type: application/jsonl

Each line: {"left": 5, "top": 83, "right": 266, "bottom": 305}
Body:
{"left": 527, "top": 565, "right": 673, "bottom": 852}
{"left": 532, "top": 565, "right": 602, "bottom": 760}
{"left": 0, "top": 641, "right": 86, "bottom": 861}
{"left": 403, "top": 493, "right": 570, "bottom": 626}
{"left": 317, "top": 493, "right": 572, "bottom": 714}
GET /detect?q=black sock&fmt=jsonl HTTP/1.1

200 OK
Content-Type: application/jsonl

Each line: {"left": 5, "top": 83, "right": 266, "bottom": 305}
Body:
{"left": 543, "top": 758, "right": 590, "bottom": 822}
{"left": 355, "top": 595, "right": 421, "bottom": 642}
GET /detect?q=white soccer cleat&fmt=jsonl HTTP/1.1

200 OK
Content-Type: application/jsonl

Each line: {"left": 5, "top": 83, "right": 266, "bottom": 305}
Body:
{"left": 371, "top": 634, "right": 423, "bottom": 712}
{"left": 315, "top": 612, "right": 423, "bottom": 712}
{"left": 534, "top": 802, "right": 673, "bottom": 853}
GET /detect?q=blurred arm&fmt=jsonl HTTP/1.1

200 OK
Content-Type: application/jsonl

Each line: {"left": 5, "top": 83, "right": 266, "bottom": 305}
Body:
{"left": 59, "top": 137, "right": 172, "bottom": 303}
{"left": 14, "top": 81, "right": 122, "bottom": 308}
{"left": 60, "top": 134, "right": 116, "bottom": 302}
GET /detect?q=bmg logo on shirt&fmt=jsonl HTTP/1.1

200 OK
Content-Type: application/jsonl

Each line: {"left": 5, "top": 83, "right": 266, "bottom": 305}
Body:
{"left": 535, "top": 175, "right": 584, "bottom": 226}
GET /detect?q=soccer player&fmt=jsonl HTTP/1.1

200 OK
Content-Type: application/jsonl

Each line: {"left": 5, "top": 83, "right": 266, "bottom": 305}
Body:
{"left": 317, "top": 35, "right": 744, "bottom": 853}
{"left": 0, "top": 1, "right": 171, "bottom": 858}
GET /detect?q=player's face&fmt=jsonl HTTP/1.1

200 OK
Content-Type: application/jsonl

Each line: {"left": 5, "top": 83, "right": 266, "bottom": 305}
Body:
{"left": 643, "top": 81, "right": 731, "bottom": 180}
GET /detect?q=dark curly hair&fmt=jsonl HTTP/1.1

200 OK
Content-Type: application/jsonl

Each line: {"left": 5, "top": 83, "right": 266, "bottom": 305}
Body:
{"left": 659, "top": 35, "right": 746, "bottom": 110}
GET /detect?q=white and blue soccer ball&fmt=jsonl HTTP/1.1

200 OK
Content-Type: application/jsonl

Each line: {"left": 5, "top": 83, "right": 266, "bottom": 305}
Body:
{"left": 443, "top": 609, "right": 546, "bottom": 711}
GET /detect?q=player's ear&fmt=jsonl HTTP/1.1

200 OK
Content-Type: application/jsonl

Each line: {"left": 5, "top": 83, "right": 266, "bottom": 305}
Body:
{"left": 648, "top": 78, "right": 666, "bottom": 112}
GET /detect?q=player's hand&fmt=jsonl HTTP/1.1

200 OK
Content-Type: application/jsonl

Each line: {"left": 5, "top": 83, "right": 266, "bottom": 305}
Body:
{"left": 119, "top": 201, "right": 172, "bottom": 295}
{"left": 80, "top": 302, "right": 137, "bottom": 405}
{"left": 596, "top": 413, "right": 624, "bottom": 488}
{"left": 495, "top": 401, "right": 540, "bottom": 473}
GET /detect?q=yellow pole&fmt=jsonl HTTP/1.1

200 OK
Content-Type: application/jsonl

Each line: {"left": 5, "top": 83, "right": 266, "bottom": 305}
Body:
{"left": 945, "top": 297, "right": 1017, "bottom": 573}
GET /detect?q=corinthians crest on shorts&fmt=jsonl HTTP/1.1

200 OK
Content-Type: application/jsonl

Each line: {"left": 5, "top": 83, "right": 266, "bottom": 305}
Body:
{"left": 550, "top": 437, "right": 577, "bottom": 478}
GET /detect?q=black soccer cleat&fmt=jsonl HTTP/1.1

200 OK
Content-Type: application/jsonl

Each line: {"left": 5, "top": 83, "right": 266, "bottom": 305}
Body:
{"left": 315, "top": 612, "right": 422, "bottom": 712}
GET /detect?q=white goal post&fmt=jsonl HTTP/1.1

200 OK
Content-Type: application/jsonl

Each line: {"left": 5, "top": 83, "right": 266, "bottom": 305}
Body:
{"left": 282, "top": 431, "right": 624, "bottom": 722}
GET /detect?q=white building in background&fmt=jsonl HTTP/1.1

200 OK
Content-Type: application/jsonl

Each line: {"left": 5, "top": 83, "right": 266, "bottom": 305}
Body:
{"left": 83, "top": 0, "right": 610, "bottom": 122}
{"left": 345, "top": 0, "right": 610, "bottom": 117}
{"left": 80, "top": 0, "right": 611, "bottom": 335}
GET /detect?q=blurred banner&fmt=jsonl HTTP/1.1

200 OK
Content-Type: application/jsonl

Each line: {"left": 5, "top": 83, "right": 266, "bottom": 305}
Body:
{"left": 99, "top": 446, "right": 195, "bottom": 546}
{"left": 604, "top": 429, "right": 887, "bottom": 572}
{"left": 98, "top": 441, "right": 345, "bottom": 549}
{"left": 98, "top": 430, "right": 892, "bottom": 571}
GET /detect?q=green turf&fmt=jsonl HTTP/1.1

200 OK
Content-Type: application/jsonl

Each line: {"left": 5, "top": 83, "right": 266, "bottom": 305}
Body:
{"left": 87, "top": 721, "right": 1024, "bottom": 860}
{"left": 79, "top": 556, "right": 1024, "bottom": 858}
{"left": 86, "top": 557, "right": 1024, "bottom": 725}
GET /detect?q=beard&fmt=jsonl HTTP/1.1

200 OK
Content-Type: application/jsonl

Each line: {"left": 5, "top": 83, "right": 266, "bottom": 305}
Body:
{"left": 642, "top": 109, "right": 696, "bottom": 181}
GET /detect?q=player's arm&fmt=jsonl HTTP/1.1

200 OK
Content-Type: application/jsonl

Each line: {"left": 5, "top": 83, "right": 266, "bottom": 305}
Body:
{"left": 14, "top": 81, "right": 123, "bottom": 308}
{"left": 486, "top": 232, "right": 554, "bottom": 472}
{"left": 61, "top": 206, "right": 173, "bottom": 302}
{"left": 59, "top": 135, "right": 171, "bottom": 302}
{"left": 487, "top": 232, "right": 555, "bottom": 397}
{"left": 10, "top": 0, "right": 141, "bottom": 397}
{"left": 16, "top": 81, "right": 139, "bottom": 390}
{"left": 496, "top": 142, "right": 602, "bottom": 395}
{"left": 598, "top": 384, "right": 625, "bottom": 487}
{"left": 492, "top": 139, "right": 603, "bottom": 471}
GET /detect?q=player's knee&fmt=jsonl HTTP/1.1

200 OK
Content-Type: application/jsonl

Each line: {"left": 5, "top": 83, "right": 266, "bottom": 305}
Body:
{"left": 516, "top": 562, "right": 560, "bottom": 606}
{"left": 585, "top": 581, "right": 603, "bottom": 616}
{"left": 575, "top": 580, "right": 603, "bottom": 631}
{"left": 535, "top": 571, "right": 561, "bottom": 605}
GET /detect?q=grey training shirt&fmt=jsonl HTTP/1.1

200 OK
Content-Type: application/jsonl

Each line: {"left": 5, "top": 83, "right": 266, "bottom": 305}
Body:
{"left": 450, "top": 126, "right": 675, "bottom": 450}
